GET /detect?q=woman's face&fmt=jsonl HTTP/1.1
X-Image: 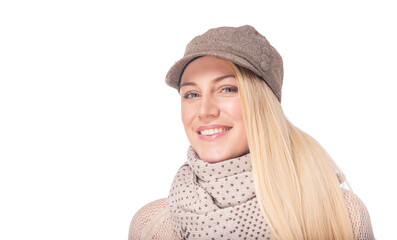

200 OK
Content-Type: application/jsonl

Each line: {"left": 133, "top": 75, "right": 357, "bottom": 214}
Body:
{"left": 179, "top": 56, "right": 249, "bottom": 163}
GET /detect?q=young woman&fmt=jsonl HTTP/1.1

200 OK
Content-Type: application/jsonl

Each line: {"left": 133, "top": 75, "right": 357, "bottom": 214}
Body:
{"left": 129, "top": 25, "right": 374, "bottom": 240}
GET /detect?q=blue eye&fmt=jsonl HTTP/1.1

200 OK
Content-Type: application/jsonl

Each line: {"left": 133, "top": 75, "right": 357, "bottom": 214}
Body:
{"left": 221, "top": 86, "right": 238, "bottom": 93}
{"left": 184, "top": 92, "right": 200, "bottom": 99}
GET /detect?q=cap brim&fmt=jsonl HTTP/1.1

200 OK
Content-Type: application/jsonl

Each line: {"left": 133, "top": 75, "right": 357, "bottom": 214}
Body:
{"left": 165, "top": 50, "right": 261, "bottom": 91}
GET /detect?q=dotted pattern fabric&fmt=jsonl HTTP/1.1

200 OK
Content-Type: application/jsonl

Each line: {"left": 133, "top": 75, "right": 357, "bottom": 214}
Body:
{"left": 130, "top": 145, "right": 374, "bottom": 239}
{"left": 167, "top": 146, "right": 271, "bottom": 240}
{"left": 129, "top": 193, "right": 374, "bottom": 240}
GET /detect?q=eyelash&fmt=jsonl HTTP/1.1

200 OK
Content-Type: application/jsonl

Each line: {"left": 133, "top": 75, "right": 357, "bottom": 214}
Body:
{"left": 183, "top": 86, "right": 238, "bottom": 99}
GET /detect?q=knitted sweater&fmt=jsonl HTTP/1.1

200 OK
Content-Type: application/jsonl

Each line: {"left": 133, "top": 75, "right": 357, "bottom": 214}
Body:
{"left": 129, "top": 189, "right": 373, "bottom": 240}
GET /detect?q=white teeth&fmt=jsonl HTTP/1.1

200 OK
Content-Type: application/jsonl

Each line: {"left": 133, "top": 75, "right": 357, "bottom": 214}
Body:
{"left": 200, "top": 128, "right": 231, "bottom": 135}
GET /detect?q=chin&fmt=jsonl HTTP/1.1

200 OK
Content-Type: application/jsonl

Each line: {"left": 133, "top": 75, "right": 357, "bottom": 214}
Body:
{"left": 201, "top": 156, "right": 226, "bottom": 163}
{"left": 196, "top": 147, "right": 239, "bottom": 163}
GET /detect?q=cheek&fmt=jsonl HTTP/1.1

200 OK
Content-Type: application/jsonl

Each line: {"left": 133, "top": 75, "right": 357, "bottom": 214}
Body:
{"left": 223, "top": 97, "right": 244, "bottom": 123}
{"left": 181, "top": 102, "right": 195, "bottom": 130}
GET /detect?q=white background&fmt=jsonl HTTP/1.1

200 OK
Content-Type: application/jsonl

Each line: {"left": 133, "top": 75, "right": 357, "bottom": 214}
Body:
{"left": 0, "top": 0, "right": 395, "bottom": 239}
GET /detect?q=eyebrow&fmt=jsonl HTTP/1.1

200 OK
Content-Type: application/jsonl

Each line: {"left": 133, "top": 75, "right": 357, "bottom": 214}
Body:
{"left": 180, "top": 75, "right": 235, "bottom": 88}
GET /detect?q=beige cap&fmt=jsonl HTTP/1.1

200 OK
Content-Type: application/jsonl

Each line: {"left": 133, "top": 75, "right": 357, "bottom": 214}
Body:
{"left": 165, "top": 25, "right": 284, "bottom": 102}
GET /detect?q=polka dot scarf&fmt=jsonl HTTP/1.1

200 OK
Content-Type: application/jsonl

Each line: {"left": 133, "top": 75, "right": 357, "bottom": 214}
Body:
{"left": 167, "top": 146, "right": 272, "bottom": 240}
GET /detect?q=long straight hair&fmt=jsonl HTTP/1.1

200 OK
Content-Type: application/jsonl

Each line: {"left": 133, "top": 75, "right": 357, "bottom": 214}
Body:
{"left": 225, "top": 61, "right": 354, "bottom": 239}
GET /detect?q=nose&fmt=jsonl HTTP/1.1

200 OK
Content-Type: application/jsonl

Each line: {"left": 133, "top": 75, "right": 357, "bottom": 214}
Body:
{"left": 198, "top": 94, "right": 220, "bottom": 121}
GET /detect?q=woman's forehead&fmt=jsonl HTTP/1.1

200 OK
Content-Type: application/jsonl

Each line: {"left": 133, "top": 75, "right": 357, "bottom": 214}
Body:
{"left": 180, "top": 56, "right": 234, "bottom": 84}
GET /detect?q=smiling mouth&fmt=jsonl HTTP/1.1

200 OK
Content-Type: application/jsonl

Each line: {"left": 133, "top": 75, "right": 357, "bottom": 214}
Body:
{"left": 198, "top": 127, "right": 232, "bottom": 136}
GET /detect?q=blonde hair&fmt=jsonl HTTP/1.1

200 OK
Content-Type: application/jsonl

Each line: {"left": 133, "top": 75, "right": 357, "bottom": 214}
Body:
{"left": 225, "top": 61, "right": 354, "bottom": 239}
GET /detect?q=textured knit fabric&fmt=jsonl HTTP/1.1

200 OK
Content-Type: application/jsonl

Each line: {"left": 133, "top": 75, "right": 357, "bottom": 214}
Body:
{"left": 129, "top": 195, "right": 374, "bottom": 240}
{"left": 343, "top": 190, "right": 375, "bottom": 239}
{"left": 129, "top": 198, "right": 179, "bottom": 240}
{"left": 165, "top": 25, "right": 284, "bottom": 102}
{"left": 129, "top": 147, "right": 375, "bottom": 240}
{"left": 168, "top": 146, "right": 271, "bottom": 239}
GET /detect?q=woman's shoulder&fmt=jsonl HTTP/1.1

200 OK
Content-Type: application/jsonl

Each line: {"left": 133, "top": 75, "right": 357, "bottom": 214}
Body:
{"left": 342, "top": 189, "right": 375, "bottom": 239}
{"left": 128, "top": 198, "right": 179, "bottom": 240}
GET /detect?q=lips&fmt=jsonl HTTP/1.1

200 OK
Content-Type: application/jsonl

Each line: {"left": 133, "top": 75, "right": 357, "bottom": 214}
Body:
{"left": 197, "top": 124, "right": 232, "bottom": 132}
{"left": 196, "top": 124, "right": 233, "bottom": 141}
